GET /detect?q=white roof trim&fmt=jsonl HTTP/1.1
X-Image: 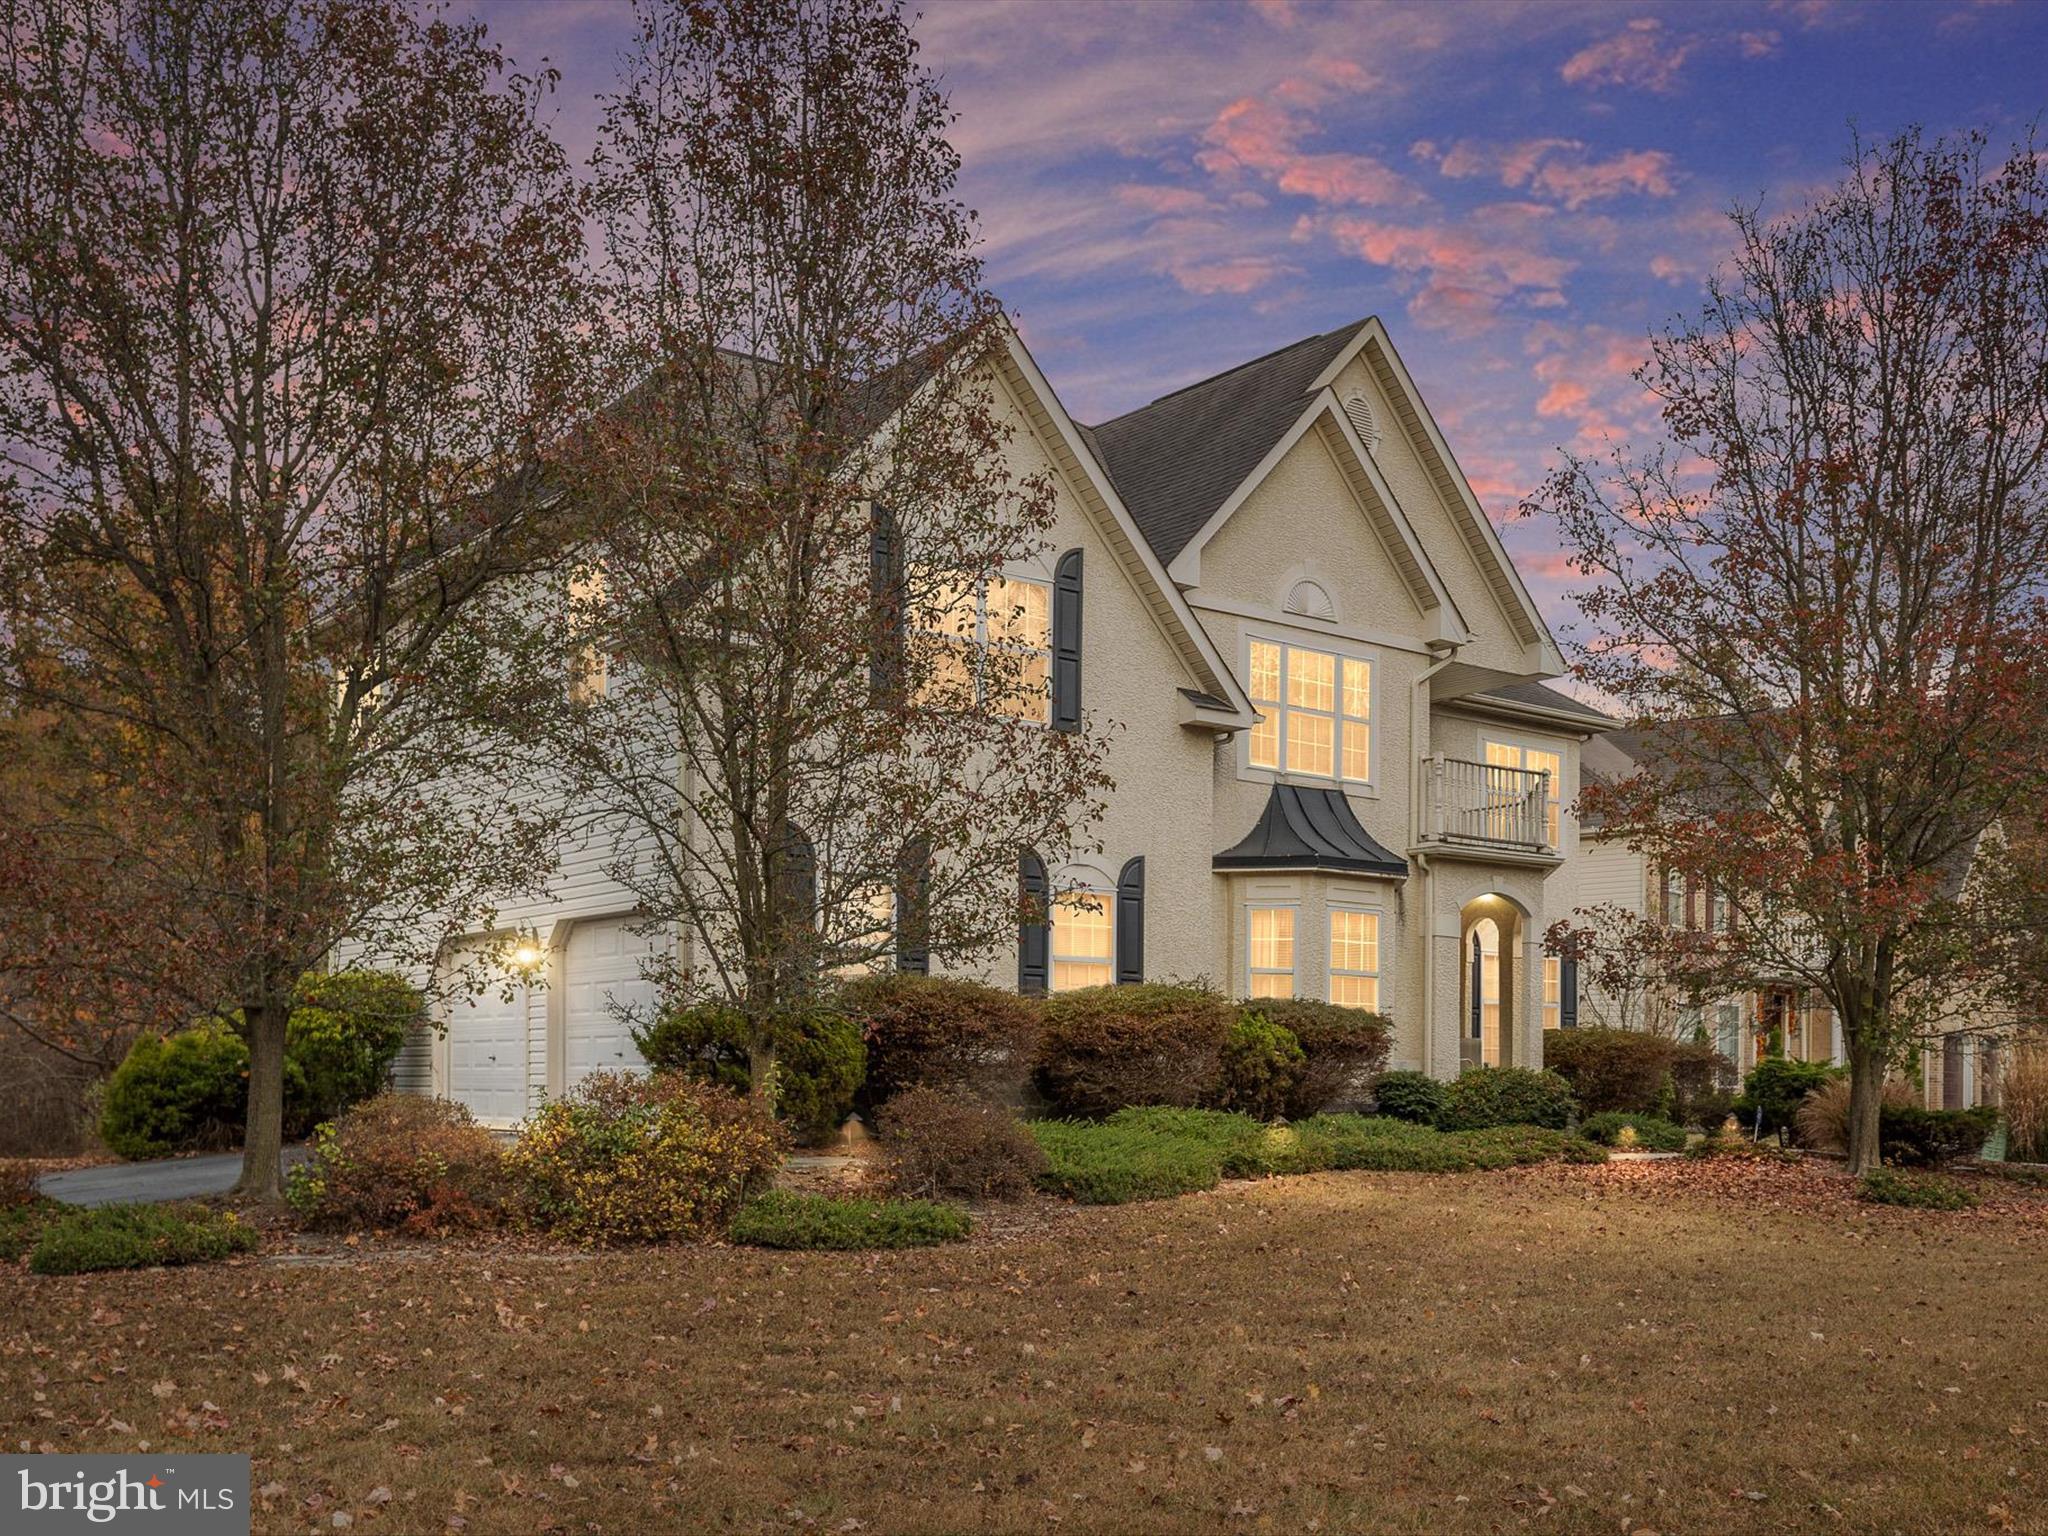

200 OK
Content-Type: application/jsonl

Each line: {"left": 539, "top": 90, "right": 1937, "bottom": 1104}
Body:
{"left": 998, "top": 326, "right": 1258, "bottom": 726}
{"left": 1163, "top": 389, "right": 1469, "bottom": 646}
{"left": 1332, "top": 319, "right": 1565, "bottom": 673}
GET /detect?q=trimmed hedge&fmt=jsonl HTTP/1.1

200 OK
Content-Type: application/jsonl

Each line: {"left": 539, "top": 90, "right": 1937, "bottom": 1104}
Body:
{"left": 634, "top": 1002, "right": 865, "bottom": 1144}
{"left": 1235, "top": 998, "right": 1391, "bottom": 1117}
{"left": 1577, "top": 1110, "right": 1689, "bottom": 1152}
{"left": 286, "top": 1092, "right": 515, "bottom": 1234}
{"left": 1437, "top": 1067, "right": 1576, "bottom": 1131}
{"left": 1369, "top": 1070, "right": 1447, "bottom": 1125}
{"left": 1034, "top": 984, "right": 1233, "bottom": 1118}
{"left": 1733, "top": 1057, "right": 1839, "bottom": 1139}
{"left": 1880, "top": 1105, "right": 1997, "bottom": 1168}
{"left": 100, "top": 1021, "right": 250, "bottom": 1160}
{"left": 1212, "top": 1013, "right": 1305, "bottom": 1120}
{"left": 1029, "top": 1117, "right": 1228, "bottom": 1204}
{"left": 29, "top": 1202, "right": 256, "bottom": 1275}
{"left": 877, "top": 1087, "right": 1048, "bottom": 1202}
{"left": 837, "top": 973, "right": 1039, "bottom": 1106}
{"left": 1542, "top": 1028, "right": 1675, "bottom": 1115}
{"left": 730, "top": 1190, "right": 970, "bottom": 1250}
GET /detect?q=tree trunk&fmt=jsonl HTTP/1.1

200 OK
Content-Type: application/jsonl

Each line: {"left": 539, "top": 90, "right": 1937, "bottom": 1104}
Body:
{"left": 746, "top": 1034, "right": 779, "bottom": 1111}
{"left": 1845, "top": 1037, "right": 1887, "bottom": 1176}
{"left": 235, "top": 999, "right": 289, "bottom": 1202}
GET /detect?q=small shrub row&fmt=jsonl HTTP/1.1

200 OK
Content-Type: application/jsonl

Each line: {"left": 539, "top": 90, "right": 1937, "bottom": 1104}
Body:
{"left": 1856, "top": 1168, "right": 1978, "bottom": 1210}
{"left": 729, "top": 1190, "right": 969, "bottom": 1250}
{"left": 100, "top": 970, "right": 421, "bottom": 1159}
{"left": 1366, "top": 1066, "right": 1577, "bottom": 1131}
{"left": 1577, "top": 1111, "right": 1689, "bottom": 1152}
{"left": 1880, "top": 1104, "right": 1997, "bottom": 1168}
{"left": 28, "top": 1203, "right": 256, "bottom": 1275}
{"left": 1029, "top": 1116, "right": 1229, "bottom": 1204}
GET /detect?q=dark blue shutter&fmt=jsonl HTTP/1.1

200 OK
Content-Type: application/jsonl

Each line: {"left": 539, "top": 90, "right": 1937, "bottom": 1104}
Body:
{"left": 869, "top": 504, "right": 903, "bottom": 698}
{"left": 1560, "top": 959, "right": 1578, "bottom": 1029}
{"left": 1469, "top": 933, "right": 1483, "bottom": 1039}
{"left": 1115, "top": 856, "right": 1144, "bottom": 985}
{"left": 1018, "top": 852, "right": 1049, "bottom": 995}
{"left": 1051, "top": 549, "right": 1083, "bottom": 731}
{"left": 781, "top": 827, "right": 817, "bottom": 932}
{"left": 895, "top": 839, "right": 930, "bottom": 975}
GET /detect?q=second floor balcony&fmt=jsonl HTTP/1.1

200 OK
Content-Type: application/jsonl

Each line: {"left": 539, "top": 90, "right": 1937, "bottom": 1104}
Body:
{"left": 1418, "top": 754, "right": 1556, "bottom": 856}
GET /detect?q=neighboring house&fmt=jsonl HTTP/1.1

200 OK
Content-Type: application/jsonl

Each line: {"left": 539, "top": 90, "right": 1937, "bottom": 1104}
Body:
{"left": 1575, "top": 726, "right": 2017, "bottom": 1111}
{"left": 388, "top": 315, "right": 1611, "bottom": 1126}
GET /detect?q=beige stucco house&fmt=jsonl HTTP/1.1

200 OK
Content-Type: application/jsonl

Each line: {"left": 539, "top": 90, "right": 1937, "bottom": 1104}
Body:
{"left": 399, "top": 316, "right": 1612, "bottom": 1126}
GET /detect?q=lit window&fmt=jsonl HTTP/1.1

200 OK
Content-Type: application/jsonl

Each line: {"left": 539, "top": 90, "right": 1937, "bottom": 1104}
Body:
{"left": 1542, "top": 956, "right": 1561, "bottom": 1030}
{"left": 1247, "top": 905, "right": 1295, "bottom": 999}
{"left": 1329, "top": 909, "right": 1379, "bottom": 1010}
{"left": 830, "top": 882, "right": 896, "bottom": 978}
{"left": 1470, "top": 917, "right": 1503, "bottom": 1066}
{"left": 568, "top": 568, "right": 608, "bottom": 704}
{"left": 1483, "top": 740, "right": 1562, "bottom": 845}
{"left": 1050, "top": 891, "right": 1113, "bottom": 991}
{"left": 915, "top": 573, "right": 1050, "bottom": 720}
{"left": 1247, "top": 640, "right": 1371, "bottom": 783}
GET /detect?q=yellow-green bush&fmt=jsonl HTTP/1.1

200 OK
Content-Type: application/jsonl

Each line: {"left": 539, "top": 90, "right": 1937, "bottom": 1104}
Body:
{"left": 510, "top": 1072, "right": 783, "bottom": 1243}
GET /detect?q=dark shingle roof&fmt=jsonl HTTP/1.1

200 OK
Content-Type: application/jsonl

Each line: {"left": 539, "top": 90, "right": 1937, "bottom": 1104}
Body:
{"left": 1082, "top": 322, "right": 1366, "bottom": 565}
{"left": 1214, "top": 784, "right": 1408, "bottom": 877}
{"left": 1473, "top": 680, "right": 1614, "bottom": 725}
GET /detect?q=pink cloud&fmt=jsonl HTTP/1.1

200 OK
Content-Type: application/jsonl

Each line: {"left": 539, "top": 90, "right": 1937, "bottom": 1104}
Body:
{"left": 1164, "top": 253, "right": 1299, "bottom": 295}
{"left": 1737, "top": 29, "right": 1782, "bottom": 57}
{"left": 1198, "top": 92, "right": 1420, "bottom": 208}
{"left": 1560, "top": 19, "right": 1695, "bottom": 94}
{"left": 1423, "top": 137, "right": 1678, "bottom": 210}
{"left": 1116, "top": 184, "right": 1217, "bottom": 216}
{"left": 1323, "top": 205, "right": 1574, "bottom": 330}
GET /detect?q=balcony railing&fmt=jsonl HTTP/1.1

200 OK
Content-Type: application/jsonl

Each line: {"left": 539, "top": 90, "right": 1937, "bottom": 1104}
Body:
{"left": 1420, "top": 754, "right": 1553, "bottom": 853}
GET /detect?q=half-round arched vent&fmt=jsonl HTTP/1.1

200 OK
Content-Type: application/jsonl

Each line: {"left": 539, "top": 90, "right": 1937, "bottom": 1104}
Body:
{"left": 1284, "top": 578, "right": 1336, "bottom": 623}
{"left": 1341, "top": 391, "right": 1380, "bottom": 451}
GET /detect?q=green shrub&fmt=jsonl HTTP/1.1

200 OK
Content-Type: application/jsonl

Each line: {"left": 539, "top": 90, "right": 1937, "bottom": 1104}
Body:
{"left": 1369, "top": 1069, "right": 1447, "bottom": 1125}
{"left": 1668, "top": 1041, "right": 1737, "bottom": 1127}
{"left": 1211, "top": 1012, "right": 1305, "bottom": 1120}
{"left": 1236, "top": 998, "right": 1392, "bottom": 1117}
{"left": 1541, "top": 1029, "right": 1676, "bottom": 1115}
{"left": 634, "top": 1002, "right": 865, "bottom": 1144}
{"left": 1438, "top": 1067, "right": 1576, "bottom": 1131}
{"left": 1792, "top": 1075, "right": 1920, "bottom": 1152}
{"left": 836, "top": 973, "right": 1040, "bottom": 1106}
{"left": 29, "top": 1202, "right": 256, "bottom": 1275}
{"left": 99, "top": 1021, "right": 249, "bottom": 1160}
{"left": 1856, "top": 1168, "right": 1978, "bottom": 1210}
{"left": 282, "top": 970, "right": 420, "bottom": 1133}
{"left": 285, "top": 1092, "right": 514, "bottom": 1234}
{"left": 0, "top": 1197, "right": 58, "bottom": 1261}
{"left": 1028, "top": 1118, "right": 1226, "bottom": 1204}
{"left": 1457, "top": 1124, "right": 1609, "bottom": 1167}
{"left": 1880, "top": 1105, "right": 1998, "bottom": 1168}
{"left": 877, "top": 1087, "right": 1048, "bottom": 1202}
{"left": 1034, "top": 984, "right": 1232, "bottom": 1118}
{"left": 729, "top": 1190, "right": 970, "bottom": 1250}
{"left": 510, "top": 1072, "right": 784, "bottom": 1243}
{"left": 1732, "top": 1057, "right": 1839, "bottom": 1139}
{"left": 1577, "top": 1110, "right": 1688, "bottom": 1152}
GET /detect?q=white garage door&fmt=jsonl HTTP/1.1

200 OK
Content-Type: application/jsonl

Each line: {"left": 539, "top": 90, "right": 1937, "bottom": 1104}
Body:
{"left": 441, "top": 950, "right": 529, "bottom": 1126}
{"left": 565, "top": 918, "right": 660, "bottom": 1088}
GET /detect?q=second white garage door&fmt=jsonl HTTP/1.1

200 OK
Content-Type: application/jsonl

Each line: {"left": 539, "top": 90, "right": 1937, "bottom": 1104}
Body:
{"left": 441, "top": 945, "right": 529, "bottom": 1127}
{"left": 564, "top": 918, "right": 660, "bottom": 1088}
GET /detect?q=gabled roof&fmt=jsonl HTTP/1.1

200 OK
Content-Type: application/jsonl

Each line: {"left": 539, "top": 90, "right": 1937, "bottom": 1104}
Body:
{"left": 1214, "top": 784, "right": 1409, "bottom": 878}
{"left": 1079, "top": 324, "right": 1361, "bottom": 566}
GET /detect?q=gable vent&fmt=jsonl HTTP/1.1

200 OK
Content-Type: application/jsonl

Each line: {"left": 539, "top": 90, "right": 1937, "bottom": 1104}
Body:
{"left": 1284, "top": 578, "right": 1336, "bottom": 622}
{"left": 1341, "top": 391, "right": 1380, "bottom": 452}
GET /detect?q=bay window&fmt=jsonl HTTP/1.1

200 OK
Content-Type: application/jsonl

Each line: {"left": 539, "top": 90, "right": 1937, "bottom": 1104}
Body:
{"left": 1328, "top": 908, "right": 1380, "bottom": 1010}
{"left": 1246, "top": 904, "right": 1296, "bottom": 999}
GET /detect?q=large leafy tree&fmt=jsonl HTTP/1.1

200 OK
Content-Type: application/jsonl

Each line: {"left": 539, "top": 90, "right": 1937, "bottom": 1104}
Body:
{"left": 0, "top": 0, "right": 597, "bottom": 1195}
{"left": 558, "top": 0, "right": 1112, "bottom": 1088}
{"left": 1533, "top": 129, "right": 2048, "bottom": 1173}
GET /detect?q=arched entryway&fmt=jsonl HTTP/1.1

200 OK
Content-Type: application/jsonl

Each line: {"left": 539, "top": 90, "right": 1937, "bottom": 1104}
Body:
{"left": 1459, "top": 893, "right": 1523, "bottom": 1069}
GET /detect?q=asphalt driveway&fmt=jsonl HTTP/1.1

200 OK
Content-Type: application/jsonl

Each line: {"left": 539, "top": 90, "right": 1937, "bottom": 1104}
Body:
{"left": 37, "top": 1147, "right": 309, "bottom": 1207}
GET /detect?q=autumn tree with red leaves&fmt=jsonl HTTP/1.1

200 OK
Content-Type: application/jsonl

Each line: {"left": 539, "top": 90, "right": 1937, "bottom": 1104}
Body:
{"left": 0, "top": 0, "right": 597, "bottom": 1195}
{"left": 551, "top": 0, "right": 1112, "bottom": 1091}
{"left": 1531, "top": 128, "right": 2048, "bottom": 1174}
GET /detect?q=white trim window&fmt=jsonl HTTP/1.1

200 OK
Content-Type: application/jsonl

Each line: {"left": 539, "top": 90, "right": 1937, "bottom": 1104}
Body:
{"left": 1482, "top": 738, "right": 1562, "bottom": 846}
{"left": 919, "top": 573, "right": 1051, "bottom": 721}
{"left": 1246, "top": 904, "right": 1297, "bottom": 999}
{"left": 1050, "top": 890, "right": 1114, "bottom": 992}
{"left": 1248, "top": 639, "right": 1372, "bottom": 784}
{"left": 1328, "top": 908, "right": 1380, "bottom": 1010}
{"left": 1541, "top": 956, "right": 1562, "bottom": 1031}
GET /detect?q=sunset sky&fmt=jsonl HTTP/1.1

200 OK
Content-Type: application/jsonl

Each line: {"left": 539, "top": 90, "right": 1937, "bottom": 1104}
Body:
{"left": 476, "top": 0, "right": 2047, "bottom": 638}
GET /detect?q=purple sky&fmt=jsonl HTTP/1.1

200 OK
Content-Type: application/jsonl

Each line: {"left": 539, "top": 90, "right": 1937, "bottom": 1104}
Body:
{"left": 476, "top": 0, "right": 2046, "bottom": 638}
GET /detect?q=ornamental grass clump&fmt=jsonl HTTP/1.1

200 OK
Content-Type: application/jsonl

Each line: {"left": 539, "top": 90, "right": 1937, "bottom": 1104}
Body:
{"left": 510, "top": 1072, "right": 783, "bottom": 1244}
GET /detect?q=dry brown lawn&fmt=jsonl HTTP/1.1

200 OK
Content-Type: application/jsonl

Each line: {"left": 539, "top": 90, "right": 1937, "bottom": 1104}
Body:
{"left": 4, "top": 1159, "right": 2044, "bottom": 1535}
